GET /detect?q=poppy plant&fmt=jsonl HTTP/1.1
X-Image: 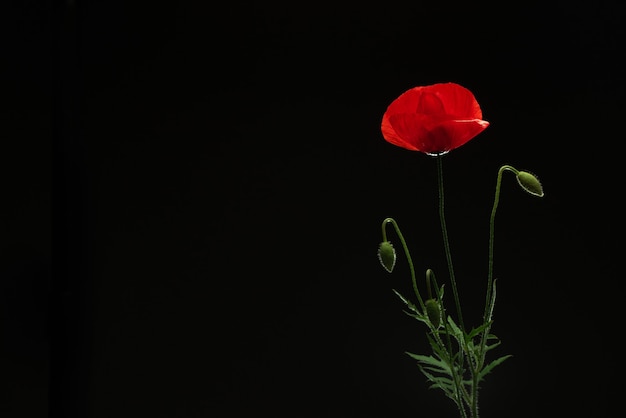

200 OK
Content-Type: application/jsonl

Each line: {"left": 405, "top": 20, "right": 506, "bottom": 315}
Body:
{"left": 381, "top": 82, "right": 490, "bottom": 155}
{"left": 376, "top": 82, "right": 544, "bottom": 418}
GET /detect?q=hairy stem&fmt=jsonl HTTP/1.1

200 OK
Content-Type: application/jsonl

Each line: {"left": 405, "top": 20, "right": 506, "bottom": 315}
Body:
{"left": 436, "top": 155, "right": 465, "bottom": 332}
{"left": 472, "top": 164, "right": 519, "bottom": 418}
{"left": 479, "top": 165, "right": 519, "bottom": 365}
{"left": 382, "top": 217, "right": 425, "bottom": 311}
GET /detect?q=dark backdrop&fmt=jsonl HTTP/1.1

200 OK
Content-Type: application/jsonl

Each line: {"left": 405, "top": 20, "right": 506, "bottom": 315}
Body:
{"left": 2, "top": 1, "right": 624, "bottom": 417}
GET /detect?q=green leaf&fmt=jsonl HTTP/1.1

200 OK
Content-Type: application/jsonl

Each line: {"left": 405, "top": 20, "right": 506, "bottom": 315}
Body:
{"left": 478, "top": 354, "right": 512, "bottom": 382}
{"left": 401, "top": 309, "right": 428, "bottom": 322}
{"left": 434, "top": 283, "right": 445, "bottom": 300}
{"left": 446, "top": 316, "right": 465, "bottom": 347}
{"left": 416, "top": 365, "right": 457, "bottom": 400}
{"left": 486, "top": 279, "right": 498, "bottom": 322}
{"left": 481, "top": 333, "right": 502, "bottom": 353}
{"left": 484, "top": 340, "right": 502, "bottom": 352}
{"left": 405, "top": 352, "right": 452, "bottom": 374}
{"left": 467, "top": 321, "right": 492, "bottom": 341}
{"left": 392, "top": 289, "right": 419, "bottom": 313}
{"left": 419, "top": 366, "right": 466, "bottom": 410}
{"left": 426, "top": 333, "right": 450, "bottom": 362}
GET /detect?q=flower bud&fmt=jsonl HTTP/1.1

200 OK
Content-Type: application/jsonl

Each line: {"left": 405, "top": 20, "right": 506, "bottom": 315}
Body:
{"left": 516, "top": 171, "right": 544, "bottom": 197}
{"left": 377, "top": 241, "right": 396, "bottom": 273}
{"left": 425, "top": 298, "right": 441, "bottom": 328}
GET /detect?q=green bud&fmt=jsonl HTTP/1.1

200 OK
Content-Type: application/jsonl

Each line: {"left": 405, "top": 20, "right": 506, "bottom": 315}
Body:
{"left": 377, "top": 241, "right": 396, "bottom": 273}
{"left": 425, "top": 299, "right": 441, "bottom": 328}
{"left": 516, "top": 171, "right": 544, "bottom": 197}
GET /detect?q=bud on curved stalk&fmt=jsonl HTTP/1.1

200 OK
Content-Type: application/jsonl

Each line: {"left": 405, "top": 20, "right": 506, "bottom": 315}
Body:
{"left": 424, "top": 298, "right": 441, "bottom": 328}
{"left": 516, "top": 171, "right": 544, "bottom": 197}
{"left": 378, "top": 241, "right": 396, "bottom": 273}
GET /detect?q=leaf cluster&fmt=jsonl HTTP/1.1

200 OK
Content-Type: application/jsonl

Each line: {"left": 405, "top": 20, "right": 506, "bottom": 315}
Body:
{"left": 393, "top": 284, "right": 511, "bottom": 418}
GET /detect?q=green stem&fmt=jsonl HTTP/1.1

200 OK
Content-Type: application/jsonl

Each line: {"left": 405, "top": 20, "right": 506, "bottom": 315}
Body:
{"left": 382, "top": 218, "right": 425, "bottom": 311}
{"left": 469, "top": 164, "right": 520, "bottom": 418}
{"left": 483, "top": 165, "right": 518, "bottom": 331}
{"left": 435, "top": 156, "right": 473, "bottom": 418}
{"left": 425, "top": 269, "right": 433, "bottom": 300}
{"left": 436, "top": 155, "right": 465, "bottom": 332}
{"left": 467, "top": 165, "right": 517, "bottom": 418}
{"left": 470, "top": 374, "right": 479, "bottom": 418}
{"left": 429, "top": 270, "right": 469, "bottom": 418}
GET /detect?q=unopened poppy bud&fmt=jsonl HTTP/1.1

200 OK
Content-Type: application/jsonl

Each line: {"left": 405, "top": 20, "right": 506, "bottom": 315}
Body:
{"left": 425, "top": 298, "right": 441, "bottom": 328}
{"left": 516, "top": 171, "right": 544, "bottom": 197}
{"left": 377, "top": 241, "right": 396, "bottom": 273}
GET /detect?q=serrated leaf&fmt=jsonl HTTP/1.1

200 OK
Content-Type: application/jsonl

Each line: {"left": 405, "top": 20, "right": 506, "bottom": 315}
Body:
{"left": 486, "top": 333, "right": 500, "bottom": 341}
{"left": 392, "top": 289, "right": 419, "bottom": 313}
{"left": 426, "top": 333, "right": 450, "bottom": 361}
{"left": 447, "top": 316, "right": 465, "bottom": 346}
{"left": 478, "top": 354, "right": 512, "bottom": 382}
{"left": 484, "top": 340, "right": 502, "bottom": 352}
{"left": 402, "top": 309, "right": 428, "bottom": 323}
{"left": 417, "top": 365, "right": 456, "bottom": 398}
{"left": 419, "top": 366, "right": 465, "bottom": 409}
{"left": 405, "top": 352, "right": 452, "bottom": 374}
{"left": 467, "top": 321, "right": 492, "bottom": 340}
{"left": 428, "top": 377, "right": 456, "bottom": 392}
{"left": 432, "top": 283, "right": 445, "bottom": 301}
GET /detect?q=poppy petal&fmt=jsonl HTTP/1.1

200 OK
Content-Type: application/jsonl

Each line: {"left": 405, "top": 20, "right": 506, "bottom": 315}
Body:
{"left": 381, "top": 82, "right": 488, "bottom": 154}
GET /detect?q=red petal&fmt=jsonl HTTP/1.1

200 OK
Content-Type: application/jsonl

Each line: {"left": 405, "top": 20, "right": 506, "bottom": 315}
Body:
{"left": 381, "top": 111, "right": 420, "bottom": 151}
{"left": 381, "top": 82, "right": 488, "bottom": 154}
{"left": 432, "top": 119, "right": 490, "bottom": 152}
{"left": 428, "top": 83, "right": 484, "bottom": 119}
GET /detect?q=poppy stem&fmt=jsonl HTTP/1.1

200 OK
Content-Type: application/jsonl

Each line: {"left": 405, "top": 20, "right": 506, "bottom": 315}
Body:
{"left": 483, "top": 165, "right": 518, "bottom": 327}
{"left": 436, "top": 154, "right": 465, "bottom": 333}
{"left": 465, "top": 164, "right": 521, "bottom": 418}
{"left": 382, "top": 217, "right": 425, "bottom": 311}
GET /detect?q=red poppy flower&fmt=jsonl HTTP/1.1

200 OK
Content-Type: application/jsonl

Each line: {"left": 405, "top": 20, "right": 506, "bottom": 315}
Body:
{"left": 381, "top": 82, "right": 489, "bottom": 155}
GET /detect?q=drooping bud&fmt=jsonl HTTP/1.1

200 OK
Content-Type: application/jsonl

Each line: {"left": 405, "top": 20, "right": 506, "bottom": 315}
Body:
{"left": 516, "top": 171, "right": 544, "bottom": 197}
{"left": 377, "top": 241, "right": 396, "bottom": 273}
{"left": 425, "top": 298, "right": 441, "bottom": 328}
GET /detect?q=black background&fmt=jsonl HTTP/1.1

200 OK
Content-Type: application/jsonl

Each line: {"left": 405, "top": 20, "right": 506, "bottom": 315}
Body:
{"left": 2, "top": 1, "right": 625, "bottom": 417}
